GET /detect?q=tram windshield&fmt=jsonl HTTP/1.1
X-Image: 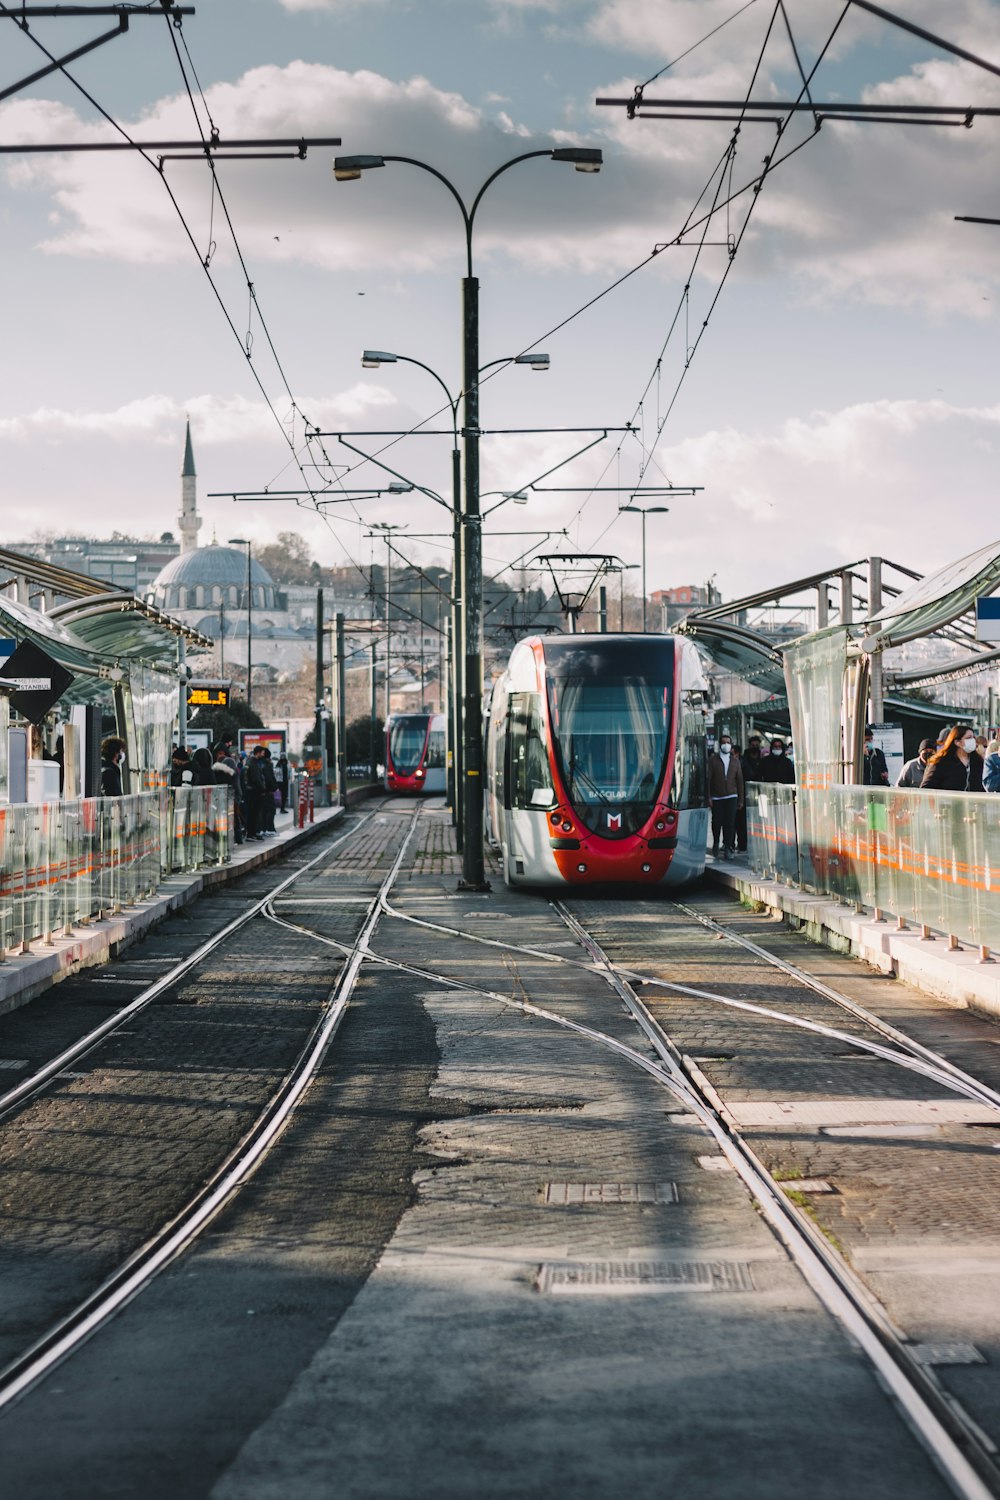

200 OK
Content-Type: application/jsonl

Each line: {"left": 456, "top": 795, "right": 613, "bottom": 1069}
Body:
{"left": 545, "top": 642, "right": 674, "bottom": 838}
{"left": 389, "top": 716, "right": 429, "bottom": 775}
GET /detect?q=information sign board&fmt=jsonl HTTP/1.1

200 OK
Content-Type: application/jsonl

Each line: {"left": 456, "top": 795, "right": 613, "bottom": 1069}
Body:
{"left": 187, "top": 685, "right": 230, "bottom": 708}
{"left": 975, "top": 596, "right": 1000, "bottom": 642}
{"left": 868, "top": 721, "right": 904, "bottom": 784}
{"left": 239, "top": 728, "right": 287, "bottom": 757}
{"left": 3, "top": 641, "right": 74, "bottom": 724}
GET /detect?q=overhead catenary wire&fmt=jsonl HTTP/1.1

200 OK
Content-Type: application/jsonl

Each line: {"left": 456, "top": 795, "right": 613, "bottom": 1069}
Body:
{"left": 1, "top": 3, "right": 333, "bottom": 520}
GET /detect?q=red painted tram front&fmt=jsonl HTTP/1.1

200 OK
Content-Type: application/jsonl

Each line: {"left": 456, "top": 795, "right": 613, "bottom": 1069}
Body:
{"left": 384, "top": 713, "right": 447, "bottom": 794}
{"left": 487, "top": 634, "right": 709, "bottom": 887}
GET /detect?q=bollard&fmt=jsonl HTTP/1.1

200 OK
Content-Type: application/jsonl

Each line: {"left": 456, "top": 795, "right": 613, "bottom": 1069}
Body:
{"left": 919, "top": 924, "right": 934, "bottom": 941}
{"left": 978, "top": 945, "right": 993, "bottom": 965}
{"left": 896, "top": 916, "right": 907, "bottom": 932}
{"left": 948, "top": 934, "right": 960, "bottom": 951}
{"left": 873, "top": 907, "right": 885, "bottom": 924}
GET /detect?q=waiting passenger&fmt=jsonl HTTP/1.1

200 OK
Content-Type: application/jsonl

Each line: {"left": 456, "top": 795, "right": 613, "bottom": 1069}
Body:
{"left": 190, "top": 747, "right": 215, "bottom": 786}
{"left": 759, "top": 738, "right": 794, "bottom": 785}
{"left": 707, "top": 734, "right": 744, "bottom": 860}
{"left": 170, "top": 746, "right": 194, "bottom": 787}
{"left": 983, "top": 739, "right": 1000, "bottom": 794}
{"left": 861, "top": 727, "right": 889, "bottom": 786}
{"left": 896, "top": 738, "right": 935, "bottom": 788}
{"left": 741, "top": 736, "right": 765, "bottom": 785}
{"left": 100, "top": 736, "right": 126, "bottom": 797}
{"left": 920, "top": 725, "right": 984, "bottom": 792}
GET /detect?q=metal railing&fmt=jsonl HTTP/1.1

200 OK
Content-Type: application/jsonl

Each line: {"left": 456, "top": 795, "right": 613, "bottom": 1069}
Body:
{"left": 0, "top": 786, "right": 233, "bottom": 958}
{"left": 746, "top": 783, "right": 1000, "bottom": 958}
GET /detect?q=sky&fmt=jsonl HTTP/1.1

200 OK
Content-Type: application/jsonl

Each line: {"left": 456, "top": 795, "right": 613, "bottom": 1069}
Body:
{"left": 2, "top": 0, "right": 1000, "bottom": 604}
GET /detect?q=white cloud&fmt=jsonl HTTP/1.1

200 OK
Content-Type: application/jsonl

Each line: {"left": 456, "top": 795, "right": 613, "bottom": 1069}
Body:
{"left": 5, "top": 24, "right": 1000, "bottom": 310}
{"left": 609, "top": 397, "right": 1000, "bottom": 591}
{"left": 0, "top": 384, "right": 397, "bottom": 446}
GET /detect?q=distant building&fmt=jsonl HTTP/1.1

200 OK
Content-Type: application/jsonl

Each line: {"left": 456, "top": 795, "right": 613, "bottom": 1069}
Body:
{"left": 12, "top": 534, "right": 181, "bottom": 596}
{"left": 653, "top": 583, "right": 720, "bottom": 630}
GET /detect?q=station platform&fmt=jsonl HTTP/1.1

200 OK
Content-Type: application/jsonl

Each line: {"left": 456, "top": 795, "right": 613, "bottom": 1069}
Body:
{"left": 706, "top": 851, "right": 1000, "bottom": 1023}
{"left": 0, "top": 801, "right": 346, "bottom": 1017}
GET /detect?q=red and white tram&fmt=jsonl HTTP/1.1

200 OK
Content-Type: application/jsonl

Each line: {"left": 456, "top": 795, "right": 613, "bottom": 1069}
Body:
{"left": 384, "top": 712, "right": 447, "bottom": 793}
{"left": 486, "top": 634, "right": 708, "bottom": 887}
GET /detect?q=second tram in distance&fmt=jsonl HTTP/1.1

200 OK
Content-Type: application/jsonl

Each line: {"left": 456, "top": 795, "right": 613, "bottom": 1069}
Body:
{"left": 384, "top": 711, "right": 447, "bottom": 793}
{"left": 486, "top": 633, "right": 708, "bottom": 887}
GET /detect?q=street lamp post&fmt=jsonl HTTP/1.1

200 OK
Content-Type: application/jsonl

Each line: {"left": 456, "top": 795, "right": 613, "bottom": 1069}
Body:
{"left": 228, "top": 537, "right": 253, "bottom": 708}
{"left": 620, "top": 506, "right": 670, "bottom": 632}
{"left": 360, "top": 349, "right": 549, "bottom": 847}
{"left": 338, "top": 145, "right": 602, "bottom": 889}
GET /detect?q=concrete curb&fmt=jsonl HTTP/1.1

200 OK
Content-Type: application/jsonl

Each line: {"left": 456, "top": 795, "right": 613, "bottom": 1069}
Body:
{"left": 0, "top": 803, "right": 353, "bottom": 1018}
{"left": 707, "top": 859, "right": 1000, "bottom": 1022}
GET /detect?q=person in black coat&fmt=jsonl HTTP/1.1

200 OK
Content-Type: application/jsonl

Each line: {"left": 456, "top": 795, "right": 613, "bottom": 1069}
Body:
{"left": 244, "top": 748, "right": 267, "bottom": 839}
{"left": 101, "top": 736, "right": 126, "bottom": 797}
{"left": 191, "top": 747, "right": 215, "bottom": 786}
{"left": 862, "top": 727, "right": 890, "bottom": 786}
{"left": 759, "top": 737, "right": 795, "bottom": 785}
{"left": 920, "top": 725, "right": 984, "bottom": 792}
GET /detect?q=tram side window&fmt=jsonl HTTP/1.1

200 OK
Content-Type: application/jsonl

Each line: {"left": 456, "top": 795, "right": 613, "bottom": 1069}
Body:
{"left": 674, "top": 694, "right": 707, "bottom": 808}
{"left": 426, "top": 729, "right": 445, "bottom": 768}
{"left": 509, "top": 693, "right": 553, "bottom": 809}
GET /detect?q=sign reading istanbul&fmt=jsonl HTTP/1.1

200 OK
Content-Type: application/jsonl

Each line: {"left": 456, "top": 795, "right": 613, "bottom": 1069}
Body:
{"left": 3, "top": 641, "right": 74, "bottom": 723}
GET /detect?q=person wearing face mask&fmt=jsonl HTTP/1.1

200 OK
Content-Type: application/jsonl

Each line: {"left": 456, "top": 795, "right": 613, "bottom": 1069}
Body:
{"left": 760, "top": 736, "right": 795, "bottom": 785}
{"left": 861, "top": 726, "right": 890, "bottom": 786}
{"left": 897, "top": 738, "right": 936, "bottom": 788}
{"left": 707, "top": 732, "right": 744, "bottom": 859}
{"left": 920, "top": 725, "right": 984, "bottom": 791}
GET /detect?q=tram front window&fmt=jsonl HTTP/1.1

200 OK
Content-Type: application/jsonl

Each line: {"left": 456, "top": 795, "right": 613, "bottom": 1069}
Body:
{"left": 547, "top": 678, "right": 671, "bottom": 838}
{"left": 389, "top": 717, "right": 429, "bottom": 775}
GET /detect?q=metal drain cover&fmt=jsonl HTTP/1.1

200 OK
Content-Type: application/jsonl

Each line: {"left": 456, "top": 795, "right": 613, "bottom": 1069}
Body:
{"left": 535, "top": 1260, "right": 755, "bottom": 1295}
{"left": 542, "top": 1183, "right": 678, "bottom": 1205}
{"left": 910, "top": 1343, "right": 986, "bottom": 1367}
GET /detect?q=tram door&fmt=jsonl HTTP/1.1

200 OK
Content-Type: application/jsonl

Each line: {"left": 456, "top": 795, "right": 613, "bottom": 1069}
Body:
{"left": 503, "top": 693, "right": 555, "bottom": 881}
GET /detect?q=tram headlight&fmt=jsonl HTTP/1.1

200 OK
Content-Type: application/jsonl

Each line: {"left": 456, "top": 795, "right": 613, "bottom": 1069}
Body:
{"left": 655, "top": 820, "right": 666, "bottom": 832}
{"left": 561, "top": 820, "right": 573, "bottom": 833}
{"left": 577, "top": 863, "right": 587, "bottom": 873}
{"left": 550, "top": 812, "right": 561, "bottom": 826}
{"left": 642, "top": 863, "right": 652, "bottom": 873}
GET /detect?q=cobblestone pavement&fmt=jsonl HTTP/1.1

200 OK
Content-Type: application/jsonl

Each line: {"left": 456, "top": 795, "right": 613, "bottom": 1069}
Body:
{"left": 567, "top": 886, "right": 1000, "bottom": 1454}
{"left": 0, "top": 801, "right": 412, "bottom": 1372}
{"left": 0, "top": 810, "right": 987, "bottom": 1497}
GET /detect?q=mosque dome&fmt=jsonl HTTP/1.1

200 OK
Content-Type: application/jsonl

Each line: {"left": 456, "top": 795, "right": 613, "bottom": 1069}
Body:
{"left": 148, "top": 544, "right": 279, "bottom": 613}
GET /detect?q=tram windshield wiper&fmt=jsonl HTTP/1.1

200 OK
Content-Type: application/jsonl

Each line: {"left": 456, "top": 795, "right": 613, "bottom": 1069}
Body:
{"left": 568, "top": 755, "right": 613, "bottom": 806}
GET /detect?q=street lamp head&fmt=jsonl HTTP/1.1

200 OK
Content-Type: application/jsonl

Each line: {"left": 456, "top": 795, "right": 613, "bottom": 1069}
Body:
{"left": 507, "top": 491, "right": 529, "bottom": 506}
{"left": 333, "top": 154, "right": 386, "bottom": 182}
{"left": 551, "top": 146, "right": 603, "bottom": 173}
{"left": 362, "top": 350, "right": 397, "bottom": 367}
{"left": 514, "top": 353, "right": 550, "bottom": 370}
{"left": 387, "top": 482, "right": 414, "bottom": 493}
{"left": 228, "top": 537, "right": 249, "bottom": 546}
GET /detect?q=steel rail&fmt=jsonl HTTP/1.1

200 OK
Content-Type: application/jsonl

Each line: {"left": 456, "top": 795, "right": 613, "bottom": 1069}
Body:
{"left": 0, "top": 810, "right": 372, "bottom": 1123}
{"left": 0, "top": 806, "right": 422, "bottom": 1413}
{"left": 263, "top": 884, "right": 1000, "bottom": 1499}
{"left": 670, "top": 898, "right": 1000, "bottom": 1115}
{"left": 551, "top": 901, "right": 999, "bottom": 1500}
{"left": 374, "top": 894, "right": 1000, "bottom": 1114}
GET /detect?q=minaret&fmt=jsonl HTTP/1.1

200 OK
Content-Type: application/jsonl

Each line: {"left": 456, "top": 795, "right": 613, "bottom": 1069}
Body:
{"left": 178, "top": 419, "right": 201, "bottom": 554}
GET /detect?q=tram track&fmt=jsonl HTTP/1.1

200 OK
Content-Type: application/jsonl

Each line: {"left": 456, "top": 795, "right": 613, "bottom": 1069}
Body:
{"left": 293, "top": 879, "right": 1000, "bottom": 1500}
{"left": 0, "top": 811, "right": 375, "bottom": 1125}
{"left": 0, "top": 801, "right": 419, "bottom": 1413}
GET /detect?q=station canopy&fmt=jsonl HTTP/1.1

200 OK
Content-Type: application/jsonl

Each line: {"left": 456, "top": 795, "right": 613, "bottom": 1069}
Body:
{"left": 863, "top": 537, "right": 1000, "bottom": 650}
{"left": 673, "top": 617, "right": 786, "bottom": 695}
{"left": 0, "top": 591, "right": 210, "bottom": 707}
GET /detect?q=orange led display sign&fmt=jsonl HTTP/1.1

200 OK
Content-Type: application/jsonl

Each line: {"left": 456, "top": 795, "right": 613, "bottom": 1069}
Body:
{"left": 187, "top": 686, "right": 230, "bottom": 708}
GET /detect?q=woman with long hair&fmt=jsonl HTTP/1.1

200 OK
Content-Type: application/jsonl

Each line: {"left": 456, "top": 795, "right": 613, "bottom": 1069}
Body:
{"left": 920, "top": 724, "right": 984, "bottom": 792}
